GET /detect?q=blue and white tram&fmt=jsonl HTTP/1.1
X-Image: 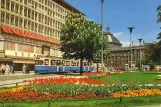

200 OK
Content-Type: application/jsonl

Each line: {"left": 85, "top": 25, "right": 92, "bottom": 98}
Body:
{"left": 34, "top": 57, "right": 94, "bottom": 74}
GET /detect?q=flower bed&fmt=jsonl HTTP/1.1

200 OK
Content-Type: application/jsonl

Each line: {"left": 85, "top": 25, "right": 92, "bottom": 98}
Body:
{"left": 110, "top": 89, "right": 161, "bottom": 98}
{"left": 0, "top": 76, "right": 161, "bottom": 101}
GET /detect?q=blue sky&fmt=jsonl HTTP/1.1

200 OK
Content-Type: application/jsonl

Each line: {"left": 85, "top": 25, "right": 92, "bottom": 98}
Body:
{"left": 66, "top": 0, "right": 161, "bottom": 46}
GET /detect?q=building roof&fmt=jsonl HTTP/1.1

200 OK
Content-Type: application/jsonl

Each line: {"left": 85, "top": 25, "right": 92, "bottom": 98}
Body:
{"left": 53, "top": 0, "right": 85, "bottom": 16}
{"left": 106, "top": 34, "right": 122, "bottom": 45}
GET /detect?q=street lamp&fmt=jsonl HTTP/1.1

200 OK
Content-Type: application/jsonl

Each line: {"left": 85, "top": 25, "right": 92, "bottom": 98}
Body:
{"left": 127, "top": 27, "right": 134, "bottom": 72}
{"left": 100, "top": 0, "right": 104, "bottom": 72}
{"left": 138, "top": 38, "right": 143, "bottom": 70}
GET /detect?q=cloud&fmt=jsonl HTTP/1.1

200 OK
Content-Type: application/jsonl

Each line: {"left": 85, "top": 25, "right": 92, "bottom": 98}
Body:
{"left": 120, "top": 41, "right": 140, "bottom": 47}
{"left": 113, "top": 32, "right": 124, "bottom": 38}
{"left": 120, "top": 41, "right": 130, "bottom": 47}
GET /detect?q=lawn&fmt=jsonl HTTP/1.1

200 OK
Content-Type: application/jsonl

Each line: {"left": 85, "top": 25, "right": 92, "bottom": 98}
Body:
{"left": 1, "top": 96, "right": 161, "bottom": 107}
{"left": 100, "top": 72, "right": 161, "bottom": 84}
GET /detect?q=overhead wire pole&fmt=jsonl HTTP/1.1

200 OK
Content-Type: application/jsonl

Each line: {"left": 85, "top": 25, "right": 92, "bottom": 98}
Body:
{"left": 128, "top": 27, "right": 134, "bottom": 72}
{"left": 138, "top": 38, "right": 143, "bottom": 70}
{"left": 101, "top": 0, "right": 104, "bottom": 72}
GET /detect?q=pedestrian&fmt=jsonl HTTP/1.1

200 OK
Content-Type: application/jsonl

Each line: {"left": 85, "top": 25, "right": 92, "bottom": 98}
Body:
{"left": 22, "top": 64, "right": 26, "bottom": 74}
{"left": 26, "top": 64, "right": 30, "bottom": 74}
{"left": 5, "top": 63, "right": 10, "bottom": 75}
{"left": 1, "top": 64, "right": 6, "bottom": 75}
{"left": 0, "top": 64, "right": 2, "bottom": 75}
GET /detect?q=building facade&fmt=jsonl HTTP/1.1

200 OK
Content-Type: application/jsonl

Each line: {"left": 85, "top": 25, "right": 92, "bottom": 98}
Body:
{"left": 102, "top": 33, "right": 145, "bottom": 70}
{"left": 107, "top": 45, "right": 144, "bottom": 69}
{"left": 0, "top": 0, "right": 83, "bottom": 72}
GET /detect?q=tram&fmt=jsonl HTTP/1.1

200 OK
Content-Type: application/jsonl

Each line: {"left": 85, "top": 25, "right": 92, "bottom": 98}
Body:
{"left": 35, "top": 57, "right": 94, "bottom": 74}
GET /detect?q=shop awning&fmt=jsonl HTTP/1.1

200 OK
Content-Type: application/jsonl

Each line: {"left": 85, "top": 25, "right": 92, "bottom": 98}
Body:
{"left": 0, "top": 58, "right": 13, "bottom": 62}
{"left": 1, "top": 25, "right": 61, "bottom": 45}
{"left": 1, "top": 26, "right": 9, "bottom": 33}
{"left": 13, "top": 59, "right": 35, "bottom": 64}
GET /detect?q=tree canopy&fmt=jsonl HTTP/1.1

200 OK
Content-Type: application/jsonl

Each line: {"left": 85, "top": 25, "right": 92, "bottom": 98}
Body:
{"left": 157, "top": 5, "right": 161, "bottom": 64}
{"left": 157, "top": 5, "right": 161, "bottom": 39}
{"left": 60, "top": 13, "right": 108, "bottom": 74}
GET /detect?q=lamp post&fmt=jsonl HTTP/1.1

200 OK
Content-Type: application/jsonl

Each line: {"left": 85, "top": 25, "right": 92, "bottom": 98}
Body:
{"left": 127, "top": 27, "right": 134, "bottom": 72}
{"left": 101, "top": 0, "right": 104, "bottom": 72}
{"left": 138, "top": 38, "right": 143, "bottom": 70}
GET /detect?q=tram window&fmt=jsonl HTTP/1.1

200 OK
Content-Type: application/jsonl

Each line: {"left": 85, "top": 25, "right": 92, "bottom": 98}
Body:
{"left": 62, "top": 61, "right": 65, "bottom": 66}
{"left": 77, "top": 62, "right": 79, "bottom": 66}
{"left": 56, "top": 60, "right": 61, "bottom": 65}
{"left": 51, "top": 60, "right": 56, "bottom": 65}
{"left": 66, "top": 61, "right": 70, "bottom": 66}
{"left": 71, "top": 61, "right": 76, "bottom": 66}
{"left": 44, "top": 59, "right": 49, "bottom": 65}
{"left": 73, "top": 61, "right": 76, "bottom": 66}
{"left": 87, "top": 62, "right": 89, "bottom": 66}
{"left": 71, "top": 61, "right": 74, "bottom": 66}
{"left": 84, "top": 62, "right": 87, "bottom": 66}
{"left": 35, "top": 60, "right": 43, "bottom": 65}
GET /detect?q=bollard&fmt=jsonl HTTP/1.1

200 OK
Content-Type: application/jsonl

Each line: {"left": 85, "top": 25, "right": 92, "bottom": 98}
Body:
{"left": 119, "top": 97, "right": 122, "bottom": 103}
{"left": 48, "top": 101, "right": 51, "bottom": 107}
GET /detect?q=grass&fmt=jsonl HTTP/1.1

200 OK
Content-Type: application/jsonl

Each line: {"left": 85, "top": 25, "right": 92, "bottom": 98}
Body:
{"left": 100, "top": 72, "right": 161, "bottom": 84}
{"left": 1, "top": 96, "right": 161, "bottom": 107}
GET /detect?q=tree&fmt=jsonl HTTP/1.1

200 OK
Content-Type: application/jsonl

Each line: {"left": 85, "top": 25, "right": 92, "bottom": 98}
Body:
{"left": 60, "top": 13, "right": 108, "bottom": 74}
{"left": 157, "top": 5, "right": 161, "bottom": 63}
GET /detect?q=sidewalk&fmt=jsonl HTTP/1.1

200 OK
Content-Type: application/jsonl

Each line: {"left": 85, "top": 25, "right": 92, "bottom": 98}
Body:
{"left": 0, "top": 72, "right": 84, "bottom": 87}
{"left": 0, "top": 74, "right": 62, "bottom": 87}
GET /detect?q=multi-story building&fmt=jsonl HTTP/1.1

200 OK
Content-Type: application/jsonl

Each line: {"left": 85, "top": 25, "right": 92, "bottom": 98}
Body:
{"left": 104, "top": 33, "right": 145, "bottom": 69}
{"left": 107, "top": 46, "right": 144, "bottom": 69}
{"left": 0, "top": 0, "right": 83, "bottom": 72}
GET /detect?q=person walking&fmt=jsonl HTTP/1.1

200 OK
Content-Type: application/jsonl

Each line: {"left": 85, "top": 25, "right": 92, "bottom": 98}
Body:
{"left": 5, "top": 64, "right": 10, "bottom": 75}
{"left": 22, "top": 64, "right": 26, "bottom": 74}
{"left": 1, "top": 64, "right": 6, "bottom": 75}
{"left": 26, "top": 65, "right": 30, "bottom": 74}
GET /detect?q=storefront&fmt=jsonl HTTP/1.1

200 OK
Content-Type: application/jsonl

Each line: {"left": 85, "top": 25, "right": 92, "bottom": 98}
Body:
{"left": 13, "top": 59, "right": 35, "bottom": 72}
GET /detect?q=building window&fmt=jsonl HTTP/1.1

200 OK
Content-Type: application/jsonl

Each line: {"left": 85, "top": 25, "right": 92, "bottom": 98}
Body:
{"left": 20, "top": 6, "right": 23, "bottom": 15}
{"left": 6, "top": 0, "right": 10, "bottom": 10}
{"left": 36, "top": 47, "right": 42, "bottom": 54}
{"left": 32, "top": 11, "right": 34, "bottom": 19}
{"left": 31, "top": 22, "right": 34, "bottom": 30}
{"left": 39, "top": 14, "right": 41, "bottom": 22}
{"left": 11, "top": 15, "right": 14, "bottom": 25}
{"left": 28, "top": 21, "right": 31, "bottom": 29}
{"left": 11, "top": 2, "right": 14, "bottom": 12}
{"left": 6, "top": 13, "right": 10, "bottom": 24}
{"left": 35, "top": 12, "right": 37, "bottom": 21}
{"left": 24, "top": 19, "right": 27, "bottom": 28}
{"left": 15, "top": 17, "right": 19, "bottom": 26}
{"left": 21, "top": 44, "right": 26, "bottom": 52}
{"left": 24, "top": 0, "right": 27, "bottom": 5}
{"left": 35, "top": 2, "right": 38, "bottom": 9}
{"left": 35, "top": 23, "right": 37, "bottom": 32}
{"left": 20, "top": 0, "right": 23, "bottom": 3}
{"left": 7, "top": 42, "right": 15, "bottom": 50}
{"left": 24, "top": 8, "right": 27, "bottom": 17}
{"left": 28, "top": 45, "right": 34, "bottom": 53}
{"left": 1, "top": 0, "right": 5, "bottom": 8}
{"left": 19, "top": 18, "right": 23, "bottom": 27}
{"left": 28, "top": 9, "right": 31, "bottom": 18}
{"left": 15, "top": 4, "right": 19, "bottom": 13}
{"left": 45, "top": 16, "right": 47, "bottom": 24}
{"left": 1, "top": 12, "right": 5, "bottom": 22}
{"left": 18, "top": 44, "right": 22, "bottom": 51}
{"left": 38, "top": 25, "right": 41, "bottom": 33}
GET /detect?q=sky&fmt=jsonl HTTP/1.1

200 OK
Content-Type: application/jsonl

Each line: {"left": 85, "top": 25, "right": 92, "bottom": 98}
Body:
{"left": 66, "top": 0, "right": 161, "bottom": 46}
